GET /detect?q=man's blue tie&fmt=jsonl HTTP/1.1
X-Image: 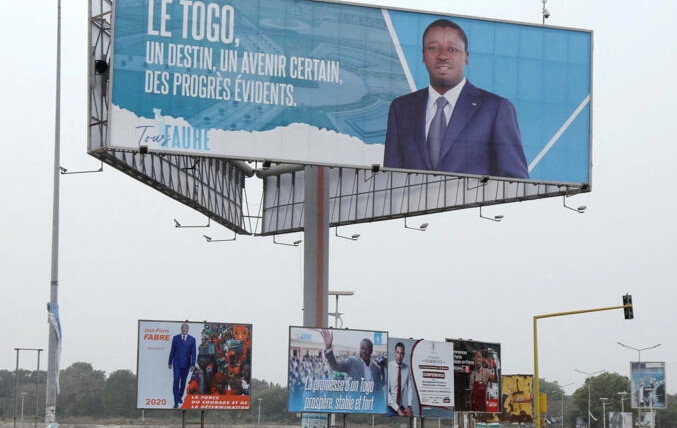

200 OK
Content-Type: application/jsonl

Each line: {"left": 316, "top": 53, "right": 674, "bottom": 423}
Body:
{"left": 427, "top": 97, "right": 449, "bottom": 168}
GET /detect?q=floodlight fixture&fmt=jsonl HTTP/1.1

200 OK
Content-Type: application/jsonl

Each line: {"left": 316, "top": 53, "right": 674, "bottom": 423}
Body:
{"left": 180, "top": 159, "right": 199, "bottom": 172}
{"left": 404, "top": 218, "right": 428, "bottom": 231}
{"left": 467, "top": 175, "right": 491, "bottom": 190}
{"left": 363, "top": 163, "right": 382, "bottom": 182}
{"left": 94, "top": 59, "right": 109, "bottom": 75}
{"left": 273, "top": 235, "right": 301, "bottom": 247}
{"left": 174, "top": 217, "right": 211, "bottom": 228}
{"left": 542, "top": 0, "right": 550, "bottom": 24}
{"left": 335, "top": 227, "right": 360, "bottom": 241}
{"left": 563, "top": 195, "right": 586, "bottom": 213}
{"left": 59, "top": 161, "right": 104, "bottom": 175}
{"left": 203, "top": 233, "right": 236, "bottom": 242}
{"left": 479, "top": 206, "right": 503, "bottom": 222}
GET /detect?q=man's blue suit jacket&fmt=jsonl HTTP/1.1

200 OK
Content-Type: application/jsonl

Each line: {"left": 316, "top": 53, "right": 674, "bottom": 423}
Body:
{"left": 325, "top": 349, "right": 385, "bottom": 388}
{"left": 168, "top": 334, "right": 196, "bottom": 369}
{"left": 383, "top": 81, "right": 529, "bottom": 179}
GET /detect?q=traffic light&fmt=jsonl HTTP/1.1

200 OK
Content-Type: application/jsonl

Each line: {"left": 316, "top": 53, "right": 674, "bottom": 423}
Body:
{"left": 623, "top": 294, "right": 633, "bottom": 319}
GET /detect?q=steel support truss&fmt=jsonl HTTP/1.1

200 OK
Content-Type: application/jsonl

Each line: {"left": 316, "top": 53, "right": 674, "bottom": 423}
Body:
{"left": 88, "top": 0, "right": 250, "bottom": 235}
{"left": 261, "top": 166, "right": 588, "bottom": 235}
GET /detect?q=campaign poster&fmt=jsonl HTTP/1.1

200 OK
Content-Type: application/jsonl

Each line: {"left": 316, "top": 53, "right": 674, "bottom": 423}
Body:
{"left": 637, "top": 411, "right": 655, "bottom": 428}
{"left": 387, "top": 338, "right": 455, "bottom": 419}
{"left": 630, "top": 362, "right": 666, "bottom": 409}
{"left": 302, "top": 413, "right": 328, "bottom": 428}
{"left": 109, "top": 0, "right": 591, "bottom": 184}
{"left": 609, "top": 412, "right": 633, "bottom": 428}
{"left": 288, "top": 327, "right": 387, "bottom": 414}
{"left": 137, "top": 320, "right": 252, "bottom": 410}
{"left": 447, "top": 338, "right": 501, "bottom": 412}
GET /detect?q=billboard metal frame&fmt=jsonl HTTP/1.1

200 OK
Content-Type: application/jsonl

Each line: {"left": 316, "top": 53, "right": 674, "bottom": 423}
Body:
{"left": 262, "top": 167, "right": 588, "bottom": 235}
{"left": 88, "top": 0, "right": 250, "bottom": 234}
{"left": 88, "top": 0, "right": 590, "bottom": 237}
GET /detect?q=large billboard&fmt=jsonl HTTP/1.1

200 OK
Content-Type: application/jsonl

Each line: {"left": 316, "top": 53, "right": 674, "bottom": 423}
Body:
{"left": 447, "top": 338, "right": 501, "bottom": 412}
{"left": 387, "top": 338, "right": 455, "bottom": 419}
{"left": 137, "top": 320, "right": 252, "bottom": 410}
{"left": 630, "top": 362, "right": 666, "bottom": 409}
{"left": 109, "top": 0, "right": 591, "bottom": 184}
{"left": 288, "top": 327, "right": 388, "bottom": 414}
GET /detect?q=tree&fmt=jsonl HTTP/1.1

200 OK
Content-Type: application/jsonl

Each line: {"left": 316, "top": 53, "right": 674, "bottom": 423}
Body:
{"left": 541, "top": 378, "right": 567, "bottom": 424}
{"left": 572, "top": 372, "right": 630, "bottom": 428}
{"left": 103, "top": 370, "right": 137, "bottom": 417}
{"left": 57, "top": 362, "right": 105, "bottom": 417}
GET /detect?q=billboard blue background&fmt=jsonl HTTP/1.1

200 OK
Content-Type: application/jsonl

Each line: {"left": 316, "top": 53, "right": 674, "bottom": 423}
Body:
{"left": 112, "top": 0, "right": 591, "bottom": 183}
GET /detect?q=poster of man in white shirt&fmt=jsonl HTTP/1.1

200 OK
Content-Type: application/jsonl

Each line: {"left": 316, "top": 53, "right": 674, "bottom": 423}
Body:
{"left": 387, "top": 341, "right": 414, "bottom": 416}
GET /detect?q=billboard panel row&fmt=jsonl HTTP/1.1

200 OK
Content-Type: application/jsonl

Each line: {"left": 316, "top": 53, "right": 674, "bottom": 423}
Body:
{"left": 109, "top": 0, "right": 591, "bottom": 184}
{"left": 137, "top": 320, "right": 252, "bottom": 410}
{"left": 136, "top": 322, "right": 508, "bottom": 415}
{"left": 287, "top": 328, "right": 499, "bottom": 415}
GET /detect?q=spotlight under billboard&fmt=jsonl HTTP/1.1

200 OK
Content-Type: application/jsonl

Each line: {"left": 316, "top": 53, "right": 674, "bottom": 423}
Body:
{"left": 107, "top": 0, "right": 592, "bottom": 185}
{"left": 137, "top": 320, "right": 252, "bottom": 410}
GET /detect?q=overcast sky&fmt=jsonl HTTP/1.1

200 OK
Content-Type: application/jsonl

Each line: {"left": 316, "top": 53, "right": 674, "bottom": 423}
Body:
{"left": 1, "top": 0, "right": 676, "bottom": 400}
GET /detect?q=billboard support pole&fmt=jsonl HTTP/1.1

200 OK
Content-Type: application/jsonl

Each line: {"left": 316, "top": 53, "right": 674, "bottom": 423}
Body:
{"left": 303, "top": 165, "right": 329, "bottom": 329}
{"left": 303, "top": 165, "right": 329, "bottom": 424}
{"left": 533, "top": 303, "right": 633, "bottom": 428}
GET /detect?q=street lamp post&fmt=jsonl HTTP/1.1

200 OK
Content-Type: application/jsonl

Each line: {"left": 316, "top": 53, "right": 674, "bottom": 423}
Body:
{"left": 600, "top": 398, "right": 610, "bottom": 428}
{"left": 328, "top": 290, "right": 354, "bottom": 328}
{"left": 575, "top": 369, "right": 605, "bottom": 428}
{"left": 618, "top": 391, "right": 628, "bottom": 413}
{"left": 20, "top": 393, "right": 26, "bottom": 421}
{"left": 617, "top": 342, "right": 661, "bottom": 428}
{"left": 558, "top": 383, "right": 574, "bottom": 428}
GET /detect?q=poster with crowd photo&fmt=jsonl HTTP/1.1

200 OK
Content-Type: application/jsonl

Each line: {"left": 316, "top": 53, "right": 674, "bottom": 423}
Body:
{"left": 630, "top": 362, "right": 666, "bottom": 409}
{"left": 288, "top": 327, "right": 388, "bottom": 414}
{"left": 137, "top": 320, "right": 252, "bottom": 410}
{"left": 446, "top": 338, "right": 501, "bottom": 412}
{"left": 387, "top": 338, "right": 455, "bottom": 419}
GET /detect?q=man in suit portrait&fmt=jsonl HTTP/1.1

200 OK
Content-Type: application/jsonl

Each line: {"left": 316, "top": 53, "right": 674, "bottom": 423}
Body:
{"left": 320, "top": 329, "right": 385, "bottom": 390}
{"left": 387, "top": 341, "right": 414, "bottom": 417}
{"left": 383, "top": 19, "right": 529, "bottom": 179}
{"left": 168, "top": 323, "right": 196, "bottom": 408}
